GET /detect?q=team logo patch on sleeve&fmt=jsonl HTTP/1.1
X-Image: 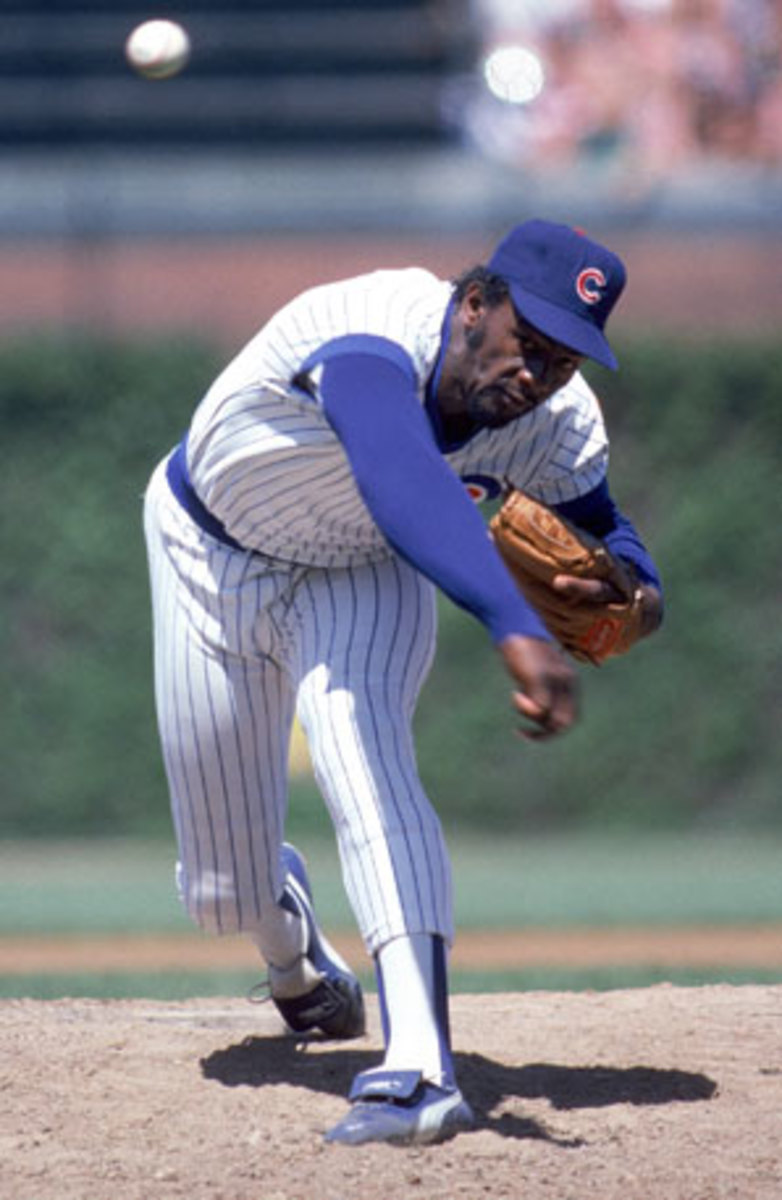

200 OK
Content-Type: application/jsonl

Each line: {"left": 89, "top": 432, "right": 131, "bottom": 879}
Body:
{"left": 462, "top": 474, "right": 502, "bottom": 503}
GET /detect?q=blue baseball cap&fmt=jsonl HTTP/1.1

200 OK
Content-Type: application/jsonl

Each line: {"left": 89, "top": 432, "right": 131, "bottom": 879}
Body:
{"left": 487, "top": 220, "right": 627, "bottom": 370}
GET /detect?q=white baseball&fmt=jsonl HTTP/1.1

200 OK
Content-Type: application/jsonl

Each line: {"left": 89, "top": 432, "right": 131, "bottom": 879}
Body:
{"left": 125, "top": 19, "right": 191, "bottom": 80}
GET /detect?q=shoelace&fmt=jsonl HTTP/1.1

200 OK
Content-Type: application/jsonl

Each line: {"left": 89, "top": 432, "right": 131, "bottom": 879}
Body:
{"left": 247, "top": 978, "right": 272, "bottom": 1005}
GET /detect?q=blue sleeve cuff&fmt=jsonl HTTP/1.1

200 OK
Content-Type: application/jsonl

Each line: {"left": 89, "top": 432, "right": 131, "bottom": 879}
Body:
{"left": 554, "top": 480, "right": 663, "bottom": 594}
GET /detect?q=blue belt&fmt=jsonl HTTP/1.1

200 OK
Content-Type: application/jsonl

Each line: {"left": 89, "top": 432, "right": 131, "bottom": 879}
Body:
{"left": 165, "top": 438, "right": 244, "bottom": 552}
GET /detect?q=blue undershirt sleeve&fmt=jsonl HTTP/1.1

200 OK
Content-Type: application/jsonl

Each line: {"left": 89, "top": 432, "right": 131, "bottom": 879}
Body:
{"left": 318, "top": 352, "right": 552, "bottom": 644}
{"left": 554, "top": 480, "right": 663, "bottom": 594}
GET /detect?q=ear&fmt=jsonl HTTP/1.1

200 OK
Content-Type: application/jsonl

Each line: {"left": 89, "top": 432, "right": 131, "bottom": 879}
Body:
{"left": 458, "top": 282, "right": 486, "bottom": 328}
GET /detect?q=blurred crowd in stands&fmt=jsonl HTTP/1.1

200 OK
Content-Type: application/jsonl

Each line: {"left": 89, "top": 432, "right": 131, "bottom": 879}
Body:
{"left": 461, "top": 0, "right": 782, "bottom": 178}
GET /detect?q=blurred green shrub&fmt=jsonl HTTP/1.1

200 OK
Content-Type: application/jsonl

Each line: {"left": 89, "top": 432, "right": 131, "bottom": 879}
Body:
{"left": 1, "top": 336, "right": 220, "bottom": 835}
{"left": 1, "top": 333, "right": 781, "bottom": 836}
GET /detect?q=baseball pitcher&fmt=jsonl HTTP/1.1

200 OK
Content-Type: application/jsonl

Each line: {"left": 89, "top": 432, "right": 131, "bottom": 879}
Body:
{"left": 143, "top": 219, "right": 663, "bottom": 1146}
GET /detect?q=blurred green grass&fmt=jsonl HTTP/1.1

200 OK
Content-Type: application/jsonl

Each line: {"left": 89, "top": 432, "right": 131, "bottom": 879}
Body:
{"left": 1, "top": 832, "right": 780, "bottom": 998}
{"left": 1, "top": 831, "right": 780, "bottom": 936}
{"left": 3, "top": 966, "right": 781, "bottom": 1002}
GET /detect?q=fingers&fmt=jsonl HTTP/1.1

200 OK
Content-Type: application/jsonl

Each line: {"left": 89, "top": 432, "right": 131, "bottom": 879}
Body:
{"left": 498, "top": 634, "right": 580, "bottom": 740}
{"left": 552, "top": 573, "right": 624, "bottom": 605}
{"left": 512, "top": 677, "right": 578, "bottom": 741}
{"left": 637, "top": 583, "right": 664, "bottom": 637}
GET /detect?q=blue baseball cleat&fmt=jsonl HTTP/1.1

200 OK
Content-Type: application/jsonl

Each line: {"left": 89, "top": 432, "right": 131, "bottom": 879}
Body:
{"left": 324, "top": 1068, "right": 475, "bottom": 1146}
{"left": 268, "top": 843, "right": 366, "bottom": 1040}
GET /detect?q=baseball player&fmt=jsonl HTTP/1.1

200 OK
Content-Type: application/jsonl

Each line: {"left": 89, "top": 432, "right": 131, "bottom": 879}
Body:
{"left": 143, "top": 219, "right": 662, "bottom": 1146}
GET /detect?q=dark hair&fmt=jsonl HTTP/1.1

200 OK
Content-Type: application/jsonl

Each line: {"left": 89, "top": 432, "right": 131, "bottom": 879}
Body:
{"left": 452, "top": 265, "right": 510, "bottom": 306}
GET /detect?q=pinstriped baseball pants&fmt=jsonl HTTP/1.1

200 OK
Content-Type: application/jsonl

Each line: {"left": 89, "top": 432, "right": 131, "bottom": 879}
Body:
{"left": 143, "top": 459, "right": 454, "bottom": 956}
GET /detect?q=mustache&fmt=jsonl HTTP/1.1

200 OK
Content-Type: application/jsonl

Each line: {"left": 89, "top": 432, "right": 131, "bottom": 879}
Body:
{"left": 468, "top": 384, "right": 538, "bottom": 427}
{"left": 486, "top": 382, "right": 537, "bottom": 413}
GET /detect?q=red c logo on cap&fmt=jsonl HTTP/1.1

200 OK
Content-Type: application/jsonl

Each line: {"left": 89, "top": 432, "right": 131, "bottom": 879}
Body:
{"left": 576, "top": 268, "right": 606, "bottom": 305}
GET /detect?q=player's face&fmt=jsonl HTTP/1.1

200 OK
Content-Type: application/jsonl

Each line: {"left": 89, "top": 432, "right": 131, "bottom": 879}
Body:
{"left": 442, "top": 290, "right": 584, "bottom": 432}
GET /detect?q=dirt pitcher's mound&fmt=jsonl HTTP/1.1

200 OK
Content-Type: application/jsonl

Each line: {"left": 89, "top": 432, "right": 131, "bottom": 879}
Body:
{"left": 2, "top": 985, "right": 781, "bottom": 1199}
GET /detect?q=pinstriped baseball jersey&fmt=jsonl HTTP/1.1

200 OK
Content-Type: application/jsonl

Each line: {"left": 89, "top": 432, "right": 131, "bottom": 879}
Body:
{"left": 186, "top": 267, "right": 608, "bottom": 565}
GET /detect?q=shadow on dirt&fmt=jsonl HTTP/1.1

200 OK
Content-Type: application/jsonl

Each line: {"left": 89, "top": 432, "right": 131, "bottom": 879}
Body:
{"left": 200, "top": 1035, "right": 717, "bottom": 1143}
{"left": 457, "top": 1053, "right": 717, "bottom": 1141}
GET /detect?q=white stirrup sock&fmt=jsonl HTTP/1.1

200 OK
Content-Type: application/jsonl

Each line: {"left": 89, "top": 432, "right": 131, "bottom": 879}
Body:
{"left": 248, "top": 905, "right": 311, "bottom": 997}
{"left": 374, "top": 933, "right": 454, "bottom": 1088}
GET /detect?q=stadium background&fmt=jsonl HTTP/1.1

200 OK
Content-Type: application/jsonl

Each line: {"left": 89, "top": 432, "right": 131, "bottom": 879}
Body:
{"left": 1, "top": 0, "right": 781, "bottom": 998}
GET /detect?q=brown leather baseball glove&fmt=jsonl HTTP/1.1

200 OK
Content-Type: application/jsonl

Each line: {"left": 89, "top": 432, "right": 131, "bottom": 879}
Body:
{"left": 490, "top": 489, "right": 646, "bottom": 665}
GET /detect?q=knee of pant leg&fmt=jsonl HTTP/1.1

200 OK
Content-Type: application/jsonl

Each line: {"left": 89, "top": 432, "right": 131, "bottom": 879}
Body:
{"left": 177, "top": 863, "right": 243, "bottom": 936}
